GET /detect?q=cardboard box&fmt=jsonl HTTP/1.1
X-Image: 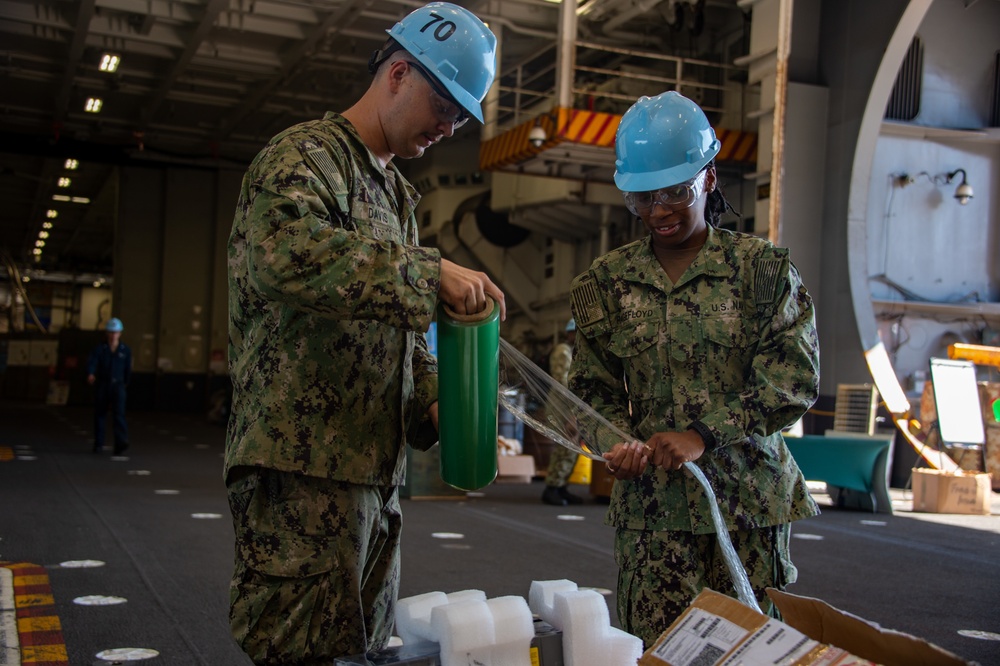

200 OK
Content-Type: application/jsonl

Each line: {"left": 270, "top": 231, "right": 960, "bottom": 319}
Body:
{"left": 496, "top": 454, "right": 536, "bottom": 483}
{"left": 589, "top": 461, "right": 615, "bottom": 498}
{"left": 640, "top": 588, "right": 971, "bottom": 666}
{"left": 911, "top": 468, "right": 993, "bottom": 515}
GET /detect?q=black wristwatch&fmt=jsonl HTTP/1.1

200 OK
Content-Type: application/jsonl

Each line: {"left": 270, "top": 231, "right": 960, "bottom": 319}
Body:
{"left": 688, "top": 420, "right": 716, "bottom": 449}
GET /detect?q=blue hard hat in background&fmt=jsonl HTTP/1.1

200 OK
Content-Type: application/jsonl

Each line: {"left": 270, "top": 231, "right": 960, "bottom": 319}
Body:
{"left": 106, "top": 318, "right": 124, "bottom": 332}
{"left": 614, "top": 91, "right": 721, "bottom": 192}
{"left": 566, "top": 318, "right": 576, "bottom": 332}
{"left": 387, "top": 2, "right": 497, "bottom": 124}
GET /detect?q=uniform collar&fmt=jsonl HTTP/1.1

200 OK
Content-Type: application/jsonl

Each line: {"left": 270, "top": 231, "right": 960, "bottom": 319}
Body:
{"left": 623, "top": 225, "right": 730, "bottom": 290}
{"left": 323, "top": 111, "right": 421, "bottom": 210}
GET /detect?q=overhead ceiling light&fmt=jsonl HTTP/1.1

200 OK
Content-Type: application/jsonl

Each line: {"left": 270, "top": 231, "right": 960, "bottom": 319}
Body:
{"left": 64, "top": 158, "right": 79, "bottom": 170}
{"left": 46, "top": 210, "right": 58, "bottom": 218}
{"left": 32, "top": 248, "right": 42, "bottom": 256}
{"left": 99, "top": 54, "right": 120, "bottom": 73}
{"left": 39, "top": 231, "right": 49, "bottom": 239}
{"left": 93, "top": 281, "right": 102, "bottom": 288}
{"left": 52, "top": 194, "right": 70, "bottom": 202}
{"left": 58, "top": 177, "right": 71, "bottom": 187}
{"left": 43, "top": 221, "right": 53, "bottom": 229}
{"left": 71, "top": 196, "right": 91, "bottom": 204}
{"left": 35, "top": 240, "right": 45, "bottom": 248}
{"left": 85, "top": 97, "right": 103, "bottom": 113}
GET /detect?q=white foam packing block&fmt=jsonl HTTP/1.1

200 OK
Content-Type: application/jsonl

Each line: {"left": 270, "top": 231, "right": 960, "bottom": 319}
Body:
{"left": 486, "top": 596, "right": 534, "bottom": 666}
{"left": 528, "top": 579, "right": 578, "bottom": 626}
{"left": 431, "top": 599, "right": 496, "bottom": 666}
{"left": 395, "top": 590, "right": 449, "bottom": 645}
{"left": 446, "top": 589, "right": 487, "bottom": 604}
{"left": 605, "top": 626, "right": 643, "bottom": 665}
{"left": 553, "top": 589, "right": 611, "bottom": 666}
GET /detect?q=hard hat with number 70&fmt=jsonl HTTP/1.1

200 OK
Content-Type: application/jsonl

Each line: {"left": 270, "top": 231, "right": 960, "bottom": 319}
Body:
{"left": 614, "top": 91, "right": 721, "bottom": 192}
{"left": 387, "top": 2, "right": 497, "bottom": 124}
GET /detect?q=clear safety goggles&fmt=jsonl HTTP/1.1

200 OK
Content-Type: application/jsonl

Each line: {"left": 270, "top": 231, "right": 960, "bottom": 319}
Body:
{"left": 407, "top": 60, "right": 471, "bottom": 129}
{"left": 623, "top": 169, "right": 708, "bottom": 216}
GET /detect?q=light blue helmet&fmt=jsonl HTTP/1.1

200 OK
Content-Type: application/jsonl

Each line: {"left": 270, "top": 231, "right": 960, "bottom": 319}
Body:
{"left": 614, "top": 91, "right": 721, "bottom": 192}
{"left": 565, "top": 318, "right": 576, "bottom": 332}
{"left": 387, "top": 2, "right": 497, "bottom": 123}
{"left": 106, "top": 317, "right": 124, "bottom": 332}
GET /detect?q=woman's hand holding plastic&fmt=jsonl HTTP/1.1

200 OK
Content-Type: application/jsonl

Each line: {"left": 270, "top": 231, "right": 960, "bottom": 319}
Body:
{"left": 602, "top": 441, "right": 649, "bottom": 479}
{"left": 643, "top": 430, "right": 705, "bottom": 471}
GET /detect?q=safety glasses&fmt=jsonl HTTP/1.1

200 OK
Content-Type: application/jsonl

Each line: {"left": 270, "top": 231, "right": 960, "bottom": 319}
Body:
{"left": 406, "top": 60, "right": 470, "bottom": 129}
{"left": 623, "top": 169, "right": 708, "bottom": 216}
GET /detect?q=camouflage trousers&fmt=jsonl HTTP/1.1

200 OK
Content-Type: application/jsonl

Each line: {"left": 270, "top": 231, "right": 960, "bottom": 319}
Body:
{"left": 545, "top": 442, "right": 579, "bottom": 488}
{"left": 614, "top": 523, "right": 796, "bottom": 647}
{"left": 227, "top": 467, "right": 401, "bottom": 665}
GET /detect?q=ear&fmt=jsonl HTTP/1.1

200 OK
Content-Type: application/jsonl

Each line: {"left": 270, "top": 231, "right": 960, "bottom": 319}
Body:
{"left": 385, "top": 59, "right": 410, "bottom": 93}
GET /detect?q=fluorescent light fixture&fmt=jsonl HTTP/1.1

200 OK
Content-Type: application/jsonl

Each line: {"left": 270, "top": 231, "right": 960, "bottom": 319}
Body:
{"left": 100, "top": 54, "right": 120, "bottom": 73}
{"left": 71, "top": 196, "right": 91, "bottom": 204}
{"left": 64, "top": 158, "right": 79, "bottom": 170}
{"left": 46, "top": 210, "right": 58, "bottom": 218}
{"left": 52, "top": 194, "right": 70, "bottom": 202}
{"left": 58, "top": 177, "right": 71, "bottom": 187}
{"left": 85, "top": 97, "right": 103, "bottom": 113}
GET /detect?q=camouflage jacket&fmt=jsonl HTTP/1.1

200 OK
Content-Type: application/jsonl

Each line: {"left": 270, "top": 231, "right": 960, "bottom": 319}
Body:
{"left": 569, "top": 226, "right": 820, "bottom": 533}
{"left": 226, "top": 112, "right": 440, "bottom": 486}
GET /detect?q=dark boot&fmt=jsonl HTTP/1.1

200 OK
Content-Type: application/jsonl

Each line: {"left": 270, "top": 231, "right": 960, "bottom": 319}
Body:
{"left": 542, "top": 486, "right": 568, "bottom": 506}
{"left": 559, "top": 487, "right": 583, "bottom": 504}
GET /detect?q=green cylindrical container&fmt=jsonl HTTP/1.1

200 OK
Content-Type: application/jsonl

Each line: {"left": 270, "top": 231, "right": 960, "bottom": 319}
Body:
{"left": 437, "top": 297, "right": 500, "bottom": 491}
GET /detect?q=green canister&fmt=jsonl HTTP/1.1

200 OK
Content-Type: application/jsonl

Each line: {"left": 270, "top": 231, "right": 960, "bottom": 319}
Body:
{"left": 436, "top": 297, "right": 500, "bottom": 491}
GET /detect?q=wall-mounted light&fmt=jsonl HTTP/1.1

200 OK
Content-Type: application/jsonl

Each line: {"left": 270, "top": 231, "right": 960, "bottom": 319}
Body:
{"left": 893, "top": 168, "right": 974, "bottom": 205}
{"left": 946, "top": 168, "right": 973, "bottom": 205}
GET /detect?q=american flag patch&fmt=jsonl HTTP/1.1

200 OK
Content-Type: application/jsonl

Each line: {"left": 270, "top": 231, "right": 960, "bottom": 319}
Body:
{"left": 571, "top": 276, "right": 605, "bottom": 327}
{"left": 755, "top": 258, "right": 782, "bottom": 305}
{"left": 305, "top": 147, "right": 348, "bottom": 196}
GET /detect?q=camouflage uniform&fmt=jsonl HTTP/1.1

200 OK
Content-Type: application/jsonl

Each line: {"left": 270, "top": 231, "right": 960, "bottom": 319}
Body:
{"left": 226, "top": 112, "right": 440, "bottom": 664}
{"left": 545, "top": 341, "right": 579, "bottom": 487}
{"left": 569, "top": 225, "right": 820, "bottom": 646}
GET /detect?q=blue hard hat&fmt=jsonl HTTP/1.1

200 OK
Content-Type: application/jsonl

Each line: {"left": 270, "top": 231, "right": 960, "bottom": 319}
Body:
{"left": 566, "top": 318, "right": 576, "bottom": 332}
{"left": 387, "top": 2, "right": 497, "bottom": 124}
{"left": 614, "top": 91, "right": 721, "bottom": 192}
{"left": 106, "top": 318, "right": 123, "bottom": 332}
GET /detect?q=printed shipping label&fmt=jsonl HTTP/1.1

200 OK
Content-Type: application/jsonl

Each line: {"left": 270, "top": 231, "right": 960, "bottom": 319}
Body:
{"left": 653, "top": 609, "right": 750, "bottom": 666}
{"left": 719, "top": 619, "right": 818, "bottom": 666}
